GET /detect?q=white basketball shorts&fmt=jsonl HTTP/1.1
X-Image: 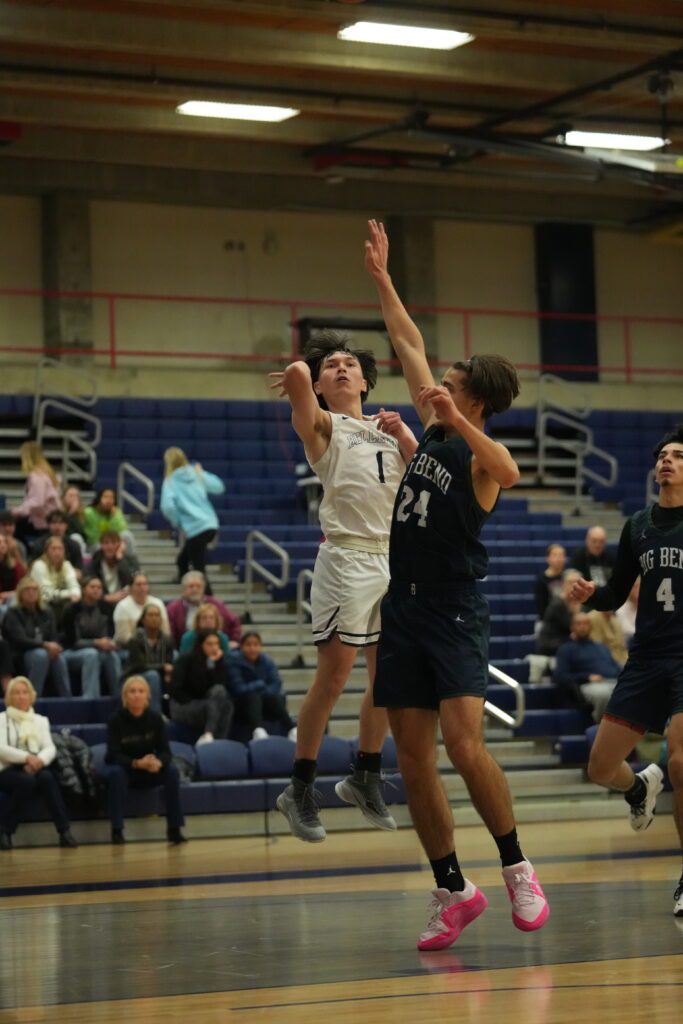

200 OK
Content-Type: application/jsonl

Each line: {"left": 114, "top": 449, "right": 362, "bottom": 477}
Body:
{"left": 311, "top": 541, "right": 389, "bottom": 647}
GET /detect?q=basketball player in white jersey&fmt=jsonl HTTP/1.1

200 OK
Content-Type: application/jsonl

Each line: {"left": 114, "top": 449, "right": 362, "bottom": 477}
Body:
{"left": 269, "top": 331, "right": 417, "bottom": 841}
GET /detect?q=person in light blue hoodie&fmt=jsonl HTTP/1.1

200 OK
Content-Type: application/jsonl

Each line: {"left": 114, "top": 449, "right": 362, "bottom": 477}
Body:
{"left": 160, "top": 447, "right": 225, "bottom": 595}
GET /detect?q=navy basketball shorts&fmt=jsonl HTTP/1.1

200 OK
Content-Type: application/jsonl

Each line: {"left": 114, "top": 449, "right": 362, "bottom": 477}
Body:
{"left": 374, "top": 582, "right": 490, "bottom": 709}
{"left": 605, "top": 654, "right": 683, "bottom": 734}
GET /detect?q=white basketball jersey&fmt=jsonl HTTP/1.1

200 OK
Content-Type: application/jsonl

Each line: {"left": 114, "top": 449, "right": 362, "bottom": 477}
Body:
{"left": 307, "top": 412, "right": 404, "bottom": 544}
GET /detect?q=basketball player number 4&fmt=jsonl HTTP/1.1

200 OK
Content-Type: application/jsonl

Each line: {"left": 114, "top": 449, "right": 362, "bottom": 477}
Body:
{"left": 396, "top": 485, "right": 431, "bottom": 527}
{"left": 656, "top": 577, "right": 676, "bottom": 612}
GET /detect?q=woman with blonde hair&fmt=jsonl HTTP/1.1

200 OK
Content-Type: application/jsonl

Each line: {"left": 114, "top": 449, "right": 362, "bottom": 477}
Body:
{"left": 31, "top": 536, "right": 81, "bottom": 624}
{"left": 0, "top": 530, "right": 26, "bottom": 608}
{"left": 102, "top": 675, "right": 186, "bottom": 845}
{"left": 11, "top": 442, "right": 60, "bottom": 548}
{"left": 0, "top": 675, "right": 78, "bottom": 849}
{"left": 178, "top": 602, "right": 230, "bottom": 655}
{"left": 160, "top": 446, "right": 224, "bottom": 594}
{"left": 2, "top": 576, "right": 71, "bottom": 696}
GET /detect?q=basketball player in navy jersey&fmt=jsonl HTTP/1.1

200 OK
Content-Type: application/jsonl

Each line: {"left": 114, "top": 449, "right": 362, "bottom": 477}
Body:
{"left": 269, "top": 332, "right": 417, "bottom": 842}
{"left": 365, "top": 220, "right": 549, "bottom": 950}
{"left": 571, "top": 424, "right": 683, "bottom": 917}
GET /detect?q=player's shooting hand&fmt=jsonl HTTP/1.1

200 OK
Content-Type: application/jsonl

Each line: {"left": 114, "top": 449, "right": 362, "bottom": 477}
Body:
{"left": 267, "top": 371, "right": 287, "bottom": 397}
{"left": 364, "top": 219, "right": 389, "bottom": 279}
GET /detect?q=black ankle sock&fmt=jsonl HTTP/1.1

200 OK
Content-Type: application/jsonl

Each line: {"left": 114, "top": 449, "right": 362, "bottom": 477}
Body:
{"left": 494, "top": 828, "right": 524, "bottom": 868}
{"left": 430, "top": 852, "right": 465, "bottom": 892}
{"left": 354, "top": 750, "right": 382, "bottom": 774}
{"left": 624, "top": 775, "right": 647, "bottom": 806}
{"left": 292, "top": 759, "right": 317, "bottom": 785}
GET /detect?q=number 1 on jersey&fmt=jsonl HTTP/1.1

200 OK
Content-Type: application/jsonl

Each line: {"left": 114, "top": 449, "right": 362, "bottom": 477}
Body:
{"left": 376, "top": 452, "right": 385, "bottom": 483}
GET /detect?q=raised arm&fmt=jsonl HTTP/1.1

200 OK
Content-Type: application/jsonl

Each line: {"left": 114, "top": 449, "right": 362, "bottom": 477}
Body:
{"left": 365, "top": 220, "right": 435, "bottom": 427}
{"left": 268, "top": 360, "right": 331, "bottom": 463}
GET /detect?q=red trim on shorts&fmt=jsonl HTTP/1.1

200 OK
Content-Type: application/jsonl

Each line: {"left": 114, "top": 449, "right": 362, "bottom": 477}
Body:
{"left": 603, "top": 713, "right": 646, "bottom": 736}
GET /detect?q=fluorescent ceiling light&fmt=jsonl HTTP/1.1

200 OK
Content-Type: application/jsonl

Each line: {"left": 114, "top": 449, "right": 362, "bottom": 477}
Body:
{"left": 338, "top": 21, "right": 474, "bottom": 50}
{"left": 176, "top": 101, "right": 299, "bottom": 122}
{"left": 563, "top": 130, "right": 667, "bottom": 152}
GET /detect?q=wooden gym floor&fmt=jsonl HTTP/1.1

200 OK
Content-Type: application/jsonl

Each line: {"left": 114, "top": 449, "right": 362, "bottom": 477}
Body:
{"left": 0, "top": 814, "right": 681, "bottom": 1023}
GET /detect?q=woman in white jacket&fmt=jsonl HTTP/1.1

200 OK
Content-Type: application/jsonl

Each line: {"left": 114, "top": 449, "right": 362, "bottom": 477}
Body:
{"left": 0, "top": 676, "right": 77, "bottom": 849}
{"left": 31, "top": 536, "right": 81, "bottom": 625}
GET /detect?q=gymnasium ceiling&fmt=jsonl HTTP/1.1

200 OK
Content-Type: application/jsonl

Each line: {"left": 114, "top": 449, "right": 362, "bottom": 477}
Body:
{"left": 2, "top": 0, "right": 683, "bottom": 229}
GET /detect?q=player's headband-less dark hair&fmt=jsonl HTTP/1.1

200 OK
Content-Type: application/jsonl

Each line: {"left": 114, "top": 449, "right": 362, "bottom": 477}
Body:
{"left": 303, "top": 329, "right": 377, "bottom": 410}
{"left": 451, "top": 354, "right": 520, "bottom": 420}
{"left": 653, "top": 422, "right": 683, "bottom": 459}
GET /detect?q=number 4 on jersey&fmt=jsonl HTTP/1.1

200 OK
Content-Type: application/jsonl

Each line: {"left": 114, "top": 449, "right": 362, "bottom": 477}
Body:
{"left": 396, "top": 485, "right": 431, "bottom": 527}
{"left": 656, "top": 577, "right": 676, "bottom": 612}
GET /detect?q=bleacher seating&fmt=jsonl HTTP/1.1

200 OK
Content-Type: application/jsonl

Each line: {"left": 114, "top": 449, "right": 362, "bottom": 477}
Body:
{"left": 5, "top": 395, "right": 677, "bottom": 836}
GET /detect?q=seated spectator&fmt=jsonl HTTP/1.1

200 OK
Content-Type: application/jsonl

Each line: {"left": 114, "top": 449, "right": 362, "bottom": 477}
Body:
{"left": 10, "top": 442, "right": 61, "bottom": 551}
{"left": 113, "top": 573, "right": 170, "bottom": 646}
{"left": 586, "top": 609, "right": 628, "bottom": 665}
{"left": 166, "top": 571, "right": 241, "bottom": 650}
{"left": 0, "top": 640, "right": 13, "bottom": 695}
{"left": 124, "top": 604, "right": 175, "bottom": 713}
{"left": 179, "top": 603, "right": 231, "bottom": 656}
{"left": 616, "top": 577, "right": 640, "bottom": 646}
{"left": 31, "top": 510, "right": 84, "bottom": 577}
{"left": 60, "top": 576, "right": 119, "bottom": 698}
{"left": 227, "top": 632, "right": 296, "bottom": 741}
{"left": 83, "top": 488, "right": 137, "bottom": 558}
{"left": 0, "top": 531, "right": 26, "bottom": 610}
{"left": 61, "top": 484, "right": 88, "bottom": 553}
{"left": 31, "top": 536, "right": 81, "bottom": 625}
{"left": 160, "top": 446, "right": 225, "bottom": 594}
{"left": 534, "top": 543, "right": 567, "bottom": 620}
{"left": 0, "top": 510, "right": 28, "bottom": 564}
{"left": 569, "top": 525, "right": 616, "bottom": 587}
{"left": 169, "top": 630, "right": 234, "bottom": 745}
{"left": 0, "top": 675, "right": 78, "bottom": 849}
{"left": 101, "top": 675, "right": 186, "bottom": 846}
{"left": 3, "top": 577, "right": 71, "bottom": 696}
{"left": 536, "top": 569, "right": 583, "bottom": 656}
{"left": 553, "top": 612, "right": 622, "bottom": 722}
{"left": 89, "top": 530, "right": 139, "bottom": 604}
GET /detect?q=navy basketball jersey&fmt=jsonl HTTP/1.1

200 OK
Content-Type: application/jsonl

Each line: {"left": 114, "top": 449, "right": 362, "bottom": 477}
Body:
{"left": 389, "top": 425, "right": 495, "bottom": 583}
{"left": 629, "top": 506, "right": 683, "bottom": 657}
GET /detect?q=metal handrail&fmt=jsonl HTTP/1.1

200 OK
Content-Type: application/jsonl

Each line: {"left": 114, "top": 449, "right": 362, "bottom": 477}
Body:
{"left": 32, "top": 357, "right": 98, "bottom": 428}
{"left": 35, "top": 397, "right": 102, "bottom": 483}
{"left": 243, "top": 530, "right": 290, "bottom": 623}
{"left": 293, "top": 568, "right": 315, "bottom": 666}
{"left": 486, "top": 664, "right": 526, "bottom": 729}
{"left": 646, "top": 467, "right": 658, "bottom": 505}
{"left": 116, "top": 462, "right": 155, "bottom": 517}
{"left": 537, "top": 409, "right": 618, "bottom": 506}
{"left": 536, "top": 372, "right": 592, "bottom": 422}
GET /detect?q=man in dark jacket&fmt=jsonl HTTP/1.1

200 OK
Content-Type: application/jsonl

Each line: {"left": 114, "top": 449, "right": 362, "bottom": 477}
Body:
{"left": 88, "top": 530, "right": 139, "bottom": 604}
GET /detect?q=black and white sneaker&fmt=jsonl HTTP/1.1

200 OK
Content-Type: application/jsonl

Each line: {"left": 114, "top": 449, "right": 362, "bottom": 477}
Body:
{"left": 628, "top": 763, "right": 664, "bottom": 832}
{"left": 673, "top": 876, "right": 683, "bottom": 918}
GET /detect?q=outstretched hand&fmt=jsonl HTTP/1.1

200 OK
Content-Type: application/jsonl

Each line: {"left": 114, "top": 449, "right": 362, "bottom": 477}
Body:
{"left": 267, "top": 371, "right": 287, "bottom": 398}
{"left": 364, "top": 219, "right": 389, "bottom": 279}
